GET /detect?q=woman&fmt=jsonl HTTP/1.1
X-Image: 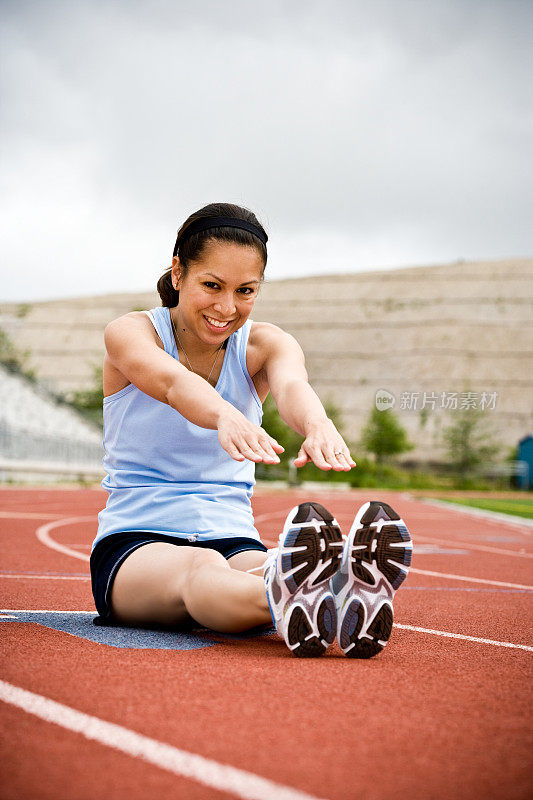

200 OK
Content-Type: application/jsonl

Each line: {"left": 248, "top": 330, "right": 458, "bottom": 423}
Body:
{"left": 90, "top": 202, "right": 412, "bottom": 658}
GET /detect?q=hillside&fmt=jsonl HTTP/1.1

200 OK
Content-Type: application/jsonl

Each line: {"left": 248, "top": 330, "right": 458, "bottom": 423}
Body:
{"left": 1, "top": 257, "right": 532, "bottom": 462}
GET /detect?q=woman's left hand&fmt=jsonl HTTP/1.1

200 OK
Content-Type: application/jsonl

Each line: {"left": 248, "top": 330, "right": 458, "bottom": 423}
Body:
{"left": 293, "top": 419, "right": 357, "bottom": 471}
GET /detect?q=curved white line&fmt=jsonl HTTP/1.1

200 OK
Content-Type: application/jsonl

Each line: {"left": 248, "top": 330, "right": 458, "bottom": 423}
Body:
{"left": 35, "top": 512, "right": 533, "bottom": 591}
{"left": 0, "top": 680, "right": 327, "bottom": 800}
{"left": 35, "top": 517, "right": 93, "bottom": 563}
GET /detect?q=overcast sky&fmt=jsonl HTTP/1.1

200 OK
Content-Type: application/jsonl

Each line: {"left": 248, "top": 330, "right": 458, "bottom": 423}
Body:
{"left": 1, "top": 0, "right": 531, "bottom": 302}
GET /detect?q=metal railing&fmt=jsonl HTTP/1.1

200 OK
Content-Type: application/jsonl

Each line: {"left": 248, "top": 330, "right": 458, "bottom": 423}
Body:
{"left": 0, "top": 420, "right": 103, "bottom": 465}
{"left": 484, "top": 460, "right": 530, "bottom": 489}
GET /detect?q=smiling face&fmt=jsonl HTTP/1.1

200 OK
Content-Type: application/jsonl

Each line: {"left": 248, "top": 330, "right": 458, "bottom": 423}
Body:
{"left": 171, "top": 240, "right": 264, "bottom": 349}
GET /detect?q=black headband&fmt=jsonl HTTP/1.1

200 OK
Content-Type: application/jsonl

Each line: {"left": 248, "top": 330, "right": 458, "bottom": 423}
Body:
{"left": 173, "top": 216, "right": 268, "bottom": 257}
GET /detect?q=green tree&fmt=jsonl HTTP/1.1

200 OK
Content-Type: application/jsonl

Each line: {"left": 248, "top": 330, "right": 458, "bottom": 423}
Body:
{"left": 442, "top": 406, "right": 500, "bottom": 480}
{"left": 259, "top": 394, "right": 348, "bottom": 480}
{"left": 0, "top": 327, "right": 35, "bottom": 381}
{"left": 260, "top": 394, "right": 302, "bottom": 463}
{"left": 70, "top": 365, "right": 104, "bottom": 428}
{"left": 361, "top": 407, "right": 413, "bottom": 464}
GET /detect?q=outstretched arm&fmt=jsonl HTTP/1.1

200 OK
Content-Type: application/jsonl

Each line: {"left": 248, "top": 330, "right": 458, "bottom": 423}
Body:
{"left": 105, "top": 313, "right": 284, "bottom": 465}
{"left": 260, "top": 324, "right": 356, "bottom": 471}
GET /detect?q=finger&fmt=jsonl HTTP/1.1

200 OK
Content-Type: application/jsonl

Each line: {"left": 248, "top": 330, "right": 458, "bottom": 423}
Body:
{"left": 223, "top": 442, "right": 246, "bottom": 462}
{"left": 243, "top": 433, "right": 280, "bottom": 463}
{"left": 267, "top": 435, "right": 285, "bottom": 454}
{"left": 333, "top": 451, "right": 352, "bottom": 471}
{"left": 236, "top": 440, "right": 266, "bottom": 463}
{"left": 253, "top": 441, "right": 281, "bottom": 464}
{"left": 318, "top": 443, "right": 346, "bottom": 471}
{"left": 337, "top": 441, "right": 356, "bottom": 467}
{"left": 345, "top": 451, "right": 357, "bottom": 467}
{"left": 293, "top": 447, "right": 310, "bottom": 467}
{"left": 327, "top": 442, "right": 356, "bottom": 471}
{"left": 256, "top": 434, "right": 282, "bottom": 462}
{"left": 305, "top": 445, "right": 332, "bottom": 471}
{"left": 334, "top": 448, "right": 356, "bottom": 471}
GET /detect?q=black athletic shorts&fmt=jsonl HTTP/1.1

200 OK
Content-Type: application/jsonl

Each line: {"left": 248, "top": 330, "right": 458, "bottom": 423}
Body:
{"left": 90, "top": 531, "right": 268, "bottom": 625}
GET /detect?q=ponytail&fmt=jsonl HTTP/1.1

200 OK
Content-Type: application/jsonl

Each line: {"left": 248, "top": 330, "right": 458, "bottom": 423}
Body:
{"left": 156, "top": 268, "right": 180, "bottom": 308}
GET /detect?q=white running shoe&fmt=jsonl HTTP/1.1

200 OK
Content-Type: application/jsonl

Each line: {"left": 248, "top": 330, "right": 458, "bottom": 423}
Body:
{"left": 263, "top": 502, "right": 344, "bottom": 657}
{"left": 330, "top": 501, "right": 413, "bottom": 658}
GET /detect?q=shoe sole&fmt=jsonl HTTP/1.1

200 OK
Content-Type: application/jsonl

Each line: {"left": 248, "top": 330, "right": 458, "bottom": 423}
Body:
{"left": 337, "top": 501, "right": 412, "bottom": 658}
{"left": 279, "top": 502, "right": 344, "bottom": 658}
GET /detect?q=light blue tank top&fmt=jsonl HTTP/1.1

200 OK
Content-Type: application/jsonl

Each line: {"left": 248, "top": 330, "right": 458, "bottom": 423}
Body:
{"left": 93, "top": 307, "right": 263, "bottom": 550}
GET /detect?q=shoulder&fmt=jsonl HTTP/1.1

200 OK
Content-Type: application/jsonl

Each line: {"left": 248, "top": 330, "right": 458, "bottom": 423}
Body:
{"left": 248, "top": 321, "right": 299, "bottom": 352}
{"left": 104, "top": 311, "right": 164, "bottom": 349}
{"left": 106, "top": 310, "right": 152, "bottom": 330}
{"left": 246, "top": 321, "right": 303, "bottom": 377}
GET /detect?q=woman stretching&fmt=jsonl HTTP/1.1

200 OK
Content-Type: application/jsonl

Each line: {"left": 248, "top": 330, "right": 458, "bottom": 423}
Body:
{"left": 90, "top": 202, "right": 412, "bottom": 657}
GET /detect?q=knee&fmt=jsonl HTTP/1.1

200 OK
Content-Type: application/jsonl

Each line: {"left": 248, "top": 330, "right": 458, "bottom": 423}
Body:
{"left": 182, "top": 547, "right": 228, "bottom": 586}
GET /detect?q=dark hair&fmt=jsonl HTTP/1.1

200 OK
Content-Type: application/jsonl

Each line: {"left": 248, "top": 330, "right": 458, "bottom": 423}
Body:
{"left": 157, "top": 202, "right": 268, "bottom": 307}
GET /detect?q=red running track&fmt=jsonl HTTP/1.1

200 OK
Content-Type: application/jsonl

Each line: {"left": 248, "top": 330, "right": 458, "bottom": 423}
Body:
{"left": 0, "top": 486, "right": 532, "bottom": 800}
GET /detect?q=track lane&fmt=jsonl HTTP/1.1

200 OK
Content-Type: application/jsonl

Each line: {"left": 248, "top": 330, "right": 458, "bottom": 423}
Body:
{"left": 1, "top": 613, "right": 531, "bottom": 800}
{"left": 1, "top": 487, "right": 532, "bottom": 800}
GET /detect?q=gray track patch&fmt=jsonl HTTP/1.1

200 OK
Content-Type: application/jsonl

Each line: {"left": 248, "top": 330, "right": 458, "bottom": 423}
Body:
{"left": 0, "top": 611, "right": 275, "bottom": 650}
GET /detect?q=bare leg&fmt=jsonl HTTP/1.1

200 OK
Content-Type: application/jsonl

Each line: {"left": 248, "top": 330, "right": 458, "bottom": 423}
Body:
{"left": 110, "top": 542, "right": 271, "bottom": 633}
{"left": 227, "top": 550, "right": 267, "bottom": 574}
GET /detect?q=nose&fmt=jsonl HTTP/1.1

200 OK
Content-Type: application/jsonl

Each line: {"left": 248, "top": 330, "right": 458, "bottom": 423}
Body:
{"left": 213, "top": 291, "right": 236, "bottom": 318}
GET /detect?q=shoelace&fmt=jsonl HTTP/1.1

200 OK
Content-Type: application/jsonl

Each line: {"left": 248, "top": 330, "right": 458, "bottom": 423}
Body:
{"left": 245, "top": 547, "right": 277, "bottom": 574}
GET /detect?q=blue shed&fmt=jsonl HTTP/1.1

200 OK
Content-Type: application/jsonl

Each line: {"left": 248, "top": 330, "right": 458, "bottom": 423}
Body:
{"left": 517, "top": 435, "right": 533, "bottom": 490}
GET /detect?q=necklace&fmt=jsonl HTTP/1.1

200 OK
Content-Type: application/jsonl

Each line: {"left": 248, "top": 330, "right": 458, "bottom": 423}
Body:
{"left": 170, "top": 311, "right": 224, "bottom": 385}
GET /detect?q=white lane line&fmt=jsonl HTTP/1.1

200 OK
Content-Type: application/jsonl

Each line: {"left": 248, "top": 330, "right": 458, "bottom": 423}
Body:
{"left": 0, "top": 511, "right": 65, "bottom": 520}
{"left": 0, "top": 680, "right": 327, "bottom": 800}
{"left": 0, "top": 574, "right": 90, "bottom": 581}
{"left": 410, "top": 567, "right": 532, "bottom": 590}
{"left": 1, "top": 610, "right": 95, "bottom": 614}
{"left": 393, "top": 624, "right": 533, "bottom": 652}
{"left": 414, "top": 534, "right": 531, "bottom": 559}
{"left": 35, "top": 518, "right": 92, "bottom": 563}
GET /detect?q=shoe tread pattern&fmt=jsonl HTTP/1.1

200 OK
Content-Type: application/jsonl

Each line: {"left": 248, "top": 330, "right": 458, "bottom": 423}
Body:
{"left": 287, "top": 595, "right": 336, "bottom": 658}
{"left": 343, "top": 602, "right": 393, "bottom": 659}
{"left": 282, "top": 502, "right": 343, "bottom": 590}
{"left": 351, "top": 502, "right": 412, "bottom": 590}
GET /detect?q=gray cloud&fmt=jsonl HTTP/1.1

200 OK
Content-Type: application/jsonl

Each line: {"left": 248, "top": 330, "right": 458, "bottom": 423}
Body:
{"left": 1, "top": 0, "right": 532, "bottom": 301}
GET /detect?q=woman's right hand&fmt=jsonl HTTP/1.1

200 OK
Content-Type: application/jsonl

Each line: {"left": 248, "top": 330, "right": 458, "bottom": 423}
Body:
{"left": 217, "top": 407, "right": 284, "bottom": 464}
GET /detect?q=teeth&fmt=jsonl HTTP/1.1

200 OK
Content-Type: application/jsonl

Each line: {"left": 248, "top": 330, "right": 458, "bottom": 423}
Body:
{"left": 205, "top": 316, "right": 229, "bottom": 328}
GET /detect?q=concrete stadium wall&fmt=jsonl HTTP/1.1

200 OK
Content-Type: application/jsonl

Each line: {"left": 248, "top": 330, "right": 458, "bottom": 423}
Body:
{"left": 1, "top": 257, "right": 532, "bottom": 462}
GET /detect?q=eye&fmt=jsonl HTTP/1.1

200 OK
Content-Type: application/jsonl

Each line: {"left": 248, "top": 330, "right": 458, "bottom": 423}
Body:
{"left": 238, "top": 287, "right": 255, "bottom": 295}
{"left": 203, "top": 281, "right": 219, "bottom": 289}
